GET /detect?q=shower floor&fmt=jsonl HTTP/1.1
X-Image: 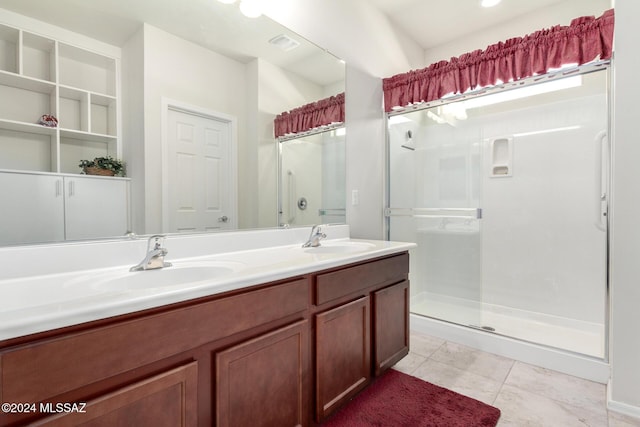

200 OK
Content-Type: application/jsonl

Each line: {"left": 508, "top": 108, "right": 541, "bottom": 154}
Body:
{"left": 411, "top": 292, "right": 605, "bottom": 359}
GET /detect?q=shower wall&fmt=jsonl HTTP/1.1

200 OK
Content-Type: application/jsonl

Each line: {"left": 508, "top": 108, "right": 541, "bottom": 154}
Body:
{"left": 479, "top": 96, "right": 607, "bottom": 324}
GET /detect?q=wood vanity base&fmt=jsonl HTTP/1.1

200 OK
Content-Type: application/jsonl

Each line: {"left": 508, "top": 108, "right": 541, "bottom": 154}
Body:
{"left": 0, "top": 252, "right": 409, "bottom": 427}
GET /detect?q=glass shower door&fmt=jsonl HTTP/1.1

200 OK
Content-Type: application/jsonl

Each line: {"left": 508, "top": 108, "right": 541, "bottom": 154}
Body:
{"left": 387, "top": 67, "right": 608, "bottom": 358}
{"left": 387, "top": 112, "right": 484, "bottom": 328}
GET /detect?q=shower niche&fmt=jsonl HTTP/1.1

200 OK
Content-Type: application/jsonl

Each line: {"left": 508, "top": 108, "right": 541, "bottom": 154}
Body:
{"left": 489, "top": 137, "right": 512, "bottom": 177}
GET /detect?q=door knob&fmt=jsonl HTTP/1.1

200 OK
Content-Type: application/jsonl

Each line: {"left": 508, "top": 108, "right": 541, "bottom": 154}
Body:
{"left": 218, "top": 216, "right": 229, "bottom": 223}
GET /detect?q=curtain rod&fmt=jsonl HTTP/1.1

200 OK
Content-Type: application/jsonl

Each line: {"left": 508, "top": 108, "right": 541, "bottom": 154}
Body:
{"left": 277, "top": 122, "right": 344, "bottom": 143}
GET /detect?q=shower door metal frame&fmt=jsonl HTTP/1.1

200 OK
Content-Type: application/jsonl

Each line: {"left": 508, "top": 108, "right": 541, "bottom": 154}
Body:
{"left": 383, "top": 60, "right": 612, "bottom": 362}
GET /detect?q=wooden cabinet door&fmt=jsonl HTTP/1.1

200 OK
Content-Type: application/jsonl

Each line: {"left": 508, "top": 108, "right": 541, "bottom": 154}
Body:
{"left": 31, "top": 362, "right": 198, "bottom": 427}
{"left": 373, "top": 280, "right": 410, "bottom": 376}
{"left": 315, "top": 296, "right": 370, "bottom": 421}
{"left": 216, "top": 320, "right": 309, "bottom": 427}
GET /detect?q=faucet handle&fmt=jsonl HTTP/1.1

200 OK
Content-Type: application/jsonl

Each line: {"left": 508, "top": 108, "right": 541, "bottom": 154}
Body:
{"left": 147, "top": 234, "right": 167, "bottom": 250}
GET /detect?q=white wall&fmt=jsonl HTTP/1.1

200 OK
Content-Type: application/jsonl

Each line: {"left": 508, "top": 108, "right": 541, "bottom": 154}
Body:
{"left": 242, "top": 59, "right": 259, "bottom": 229}
{"left": 609, "top": 0, "right": 640, "bottom": 416}
{"left": 255, "top": 59, "right": 326, "bottom": 228}
{"left": 263, "top": 0, "right": 424, "bottom": 78}
{"left": 344, "top": 67, "right": 387, "bottom": 239}
{"left": 424, "top": 0, "right": 612, "bottom": 65}
{"left": 137, "top": 24, "right": 248, "bottom": 233}
{"left": 125, "top": 30, "right": 330, "bottom": 232}
{"left": 121, "top": 27, "right": 145, "bottom": 235}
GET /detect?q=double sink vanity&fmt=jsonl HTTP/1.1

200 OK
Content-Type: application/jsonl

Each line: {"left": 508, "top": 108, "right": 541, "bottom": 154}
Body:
{"left": 0, "top": 225, "right": 414, "bottom": 426}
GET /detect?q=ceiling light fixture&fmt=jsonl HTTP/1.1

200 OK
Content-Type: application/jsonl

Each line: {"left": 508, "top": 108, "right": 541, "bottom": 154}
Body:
{"left": 239, "top": 0, "right": 262, "bottom": 18}
{"left": 480, "top": 0, "right": 502, "bottom": 7}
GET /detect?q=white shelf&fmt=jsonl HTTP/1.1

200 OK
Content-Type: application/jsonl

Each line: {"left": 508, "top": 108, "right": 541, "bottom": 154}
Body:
{"left": 0, "top": 118, "right": 57, "bottom": 136}
{"left": 59, "top": 83, "right": 116, "bottom": 100}
{"left": 0, "top": 22, "right": 120, "bottom": 175}
{"left": 0, "top": 69, "right": 55, "bottom": 93}
{"left": 59, "top": 128, "right": 117, "bottom": 143}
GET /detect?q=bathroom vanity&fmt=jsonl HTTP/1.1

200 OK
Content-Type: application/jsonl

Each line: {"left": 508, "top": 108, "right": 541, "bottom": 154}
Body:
{"left": 0, "top": 228, "right": 413, "bottom": 426}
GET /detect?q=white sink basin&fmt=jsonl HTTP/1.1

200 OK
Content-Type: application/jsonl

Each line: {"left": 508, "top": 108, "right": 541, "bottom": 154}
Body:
{"left": 304, "top": 241, "right": 376, "bottom": 254}
{"left": 91, "top": 262, "right": 242, "bottom": 291}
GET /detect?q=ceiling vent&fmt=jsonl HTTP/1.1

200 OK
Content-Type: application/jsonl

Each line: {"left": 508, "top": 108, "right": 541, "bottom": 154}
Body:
{"left": 269, "top": 34, "right": 300, "bottom": 52}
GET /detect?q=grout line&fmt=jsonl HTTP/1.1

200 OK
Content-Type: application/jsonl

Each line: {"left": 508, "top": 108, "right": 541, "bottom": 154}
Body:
{"left": 492, "top": 359, "right": 516, "bottom": 406}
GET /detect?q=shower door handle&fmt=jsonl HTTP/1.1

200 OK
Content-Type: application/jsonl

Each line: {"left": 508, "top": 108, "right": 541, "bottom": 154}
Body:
{"left": 594, "top": 130, "right": 608, "bottom": 232}
{"left": 384, "top": 207, "right": 482, "bottom": 219}
{"left": 287, "top": 170, "right": 296, "bottom": 223}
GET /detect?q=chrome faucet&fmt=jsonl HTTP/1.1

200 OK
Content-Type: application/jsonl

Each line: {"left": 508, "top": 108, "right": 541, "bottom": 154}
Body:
{"left": 130, "top": 235, "right": 173, "bottom": 271}
{"left": 302, "top": 225, "right": 327, "bottom": 248}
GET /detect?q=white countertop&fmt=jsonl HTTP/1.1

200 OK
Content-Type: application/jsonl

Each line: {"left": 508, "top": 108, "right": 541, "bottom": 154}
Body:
{"left": 0, "top": 233, "right": 414, "bottom": 341}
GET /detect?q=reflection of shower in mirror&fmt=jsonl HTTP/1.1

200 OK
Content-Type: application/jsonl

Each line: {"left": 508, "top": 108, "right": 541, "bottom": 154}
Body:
{"left": 297, "top": 197, "right": 308, "bottom": 210}
{"left": 278, "top": 126, "right": 346, "bottom": 227}
{"left": 287, "top": 170, "right": 296, "bottom": 224}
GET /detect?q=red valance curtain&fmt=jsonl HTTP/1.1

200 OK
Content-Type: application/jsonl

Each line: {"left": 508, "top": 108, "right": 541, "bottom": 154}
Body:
{"left": 274, "top": 92, "right": 345, "bottom": 138}
{"left": 383, "top": 9, "right": 614, "bottom": 112}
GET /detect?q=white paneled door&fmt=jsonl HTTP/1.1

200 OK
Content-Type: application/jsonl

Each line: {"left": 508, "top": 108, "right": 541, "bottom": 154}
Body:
{"left": 166, "top": 107, "right": 236, "bottom": 233}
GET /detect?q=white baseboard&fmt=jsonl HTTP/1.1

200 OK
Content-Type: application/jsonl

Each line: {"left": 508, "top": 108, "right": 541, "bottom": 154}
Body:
{"left": 410, "top": 314, "right": 610, "bottom": 383}
{"left": 607, "top": 379, "right": 640, "bottom": 420}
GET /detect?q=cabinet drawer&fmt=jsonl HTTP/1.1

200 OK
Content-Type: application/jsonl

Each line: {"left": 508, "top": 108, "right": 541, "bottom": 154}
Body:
{"left": 0, "top": 278, "right": 309, "bottom": 404}
{"left": 315, "top": 253, "right": 408, "bottom": 305}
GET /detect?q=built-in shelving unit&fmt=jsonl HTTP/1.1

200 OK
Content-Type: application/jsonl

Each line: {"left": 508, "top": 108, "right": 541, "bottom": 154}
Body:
{"left": 0, "top": 21, "right": 128, "bottom": 243}
{"left": 0, "top": 22, "right": 119, "bottom": 175}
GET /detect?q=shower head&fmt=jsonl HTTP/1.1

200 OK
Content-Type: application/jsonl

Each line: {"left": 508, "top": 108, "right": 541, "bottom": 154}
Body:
{"left": 401, "top": 130, "right": 415, "bottom": 150}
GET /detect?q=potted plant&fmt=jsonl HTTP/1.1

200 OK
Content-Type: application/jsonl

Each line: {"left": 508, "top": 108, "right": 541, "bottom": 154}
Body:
{"left": 79, "top": 157, "right": 125, "bottom": 177}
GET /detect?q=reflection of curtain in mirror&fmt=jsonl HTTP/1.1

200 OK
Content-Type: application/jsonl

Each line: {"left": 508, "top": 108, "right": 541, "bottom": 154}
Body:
{"left": 274, "top": 93, "right": 345, "bottom": 137}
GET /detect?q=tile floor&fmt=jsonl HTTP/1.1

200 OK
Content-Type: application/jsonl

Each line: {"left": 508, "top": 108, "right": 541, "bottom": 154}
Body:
{"left": 393, "top": 330, "right": 640, "bottom": 426}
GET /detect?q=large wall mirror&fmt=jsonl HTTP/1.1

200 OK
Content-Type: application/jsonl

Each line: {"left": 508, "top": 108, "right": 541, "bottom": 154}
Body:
{"left": 0, "top": 0, "right": 345, "bottom": 246}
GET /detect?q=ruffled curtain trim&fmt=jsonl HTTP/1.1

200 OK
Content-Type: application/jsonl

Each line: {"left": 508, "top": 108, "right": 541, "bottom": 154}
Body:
{"left": 382, "top": 9, "right": 614, "bottom": 112}
{"left": 274, "top": 92, "right": 345, "bottom": 138}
